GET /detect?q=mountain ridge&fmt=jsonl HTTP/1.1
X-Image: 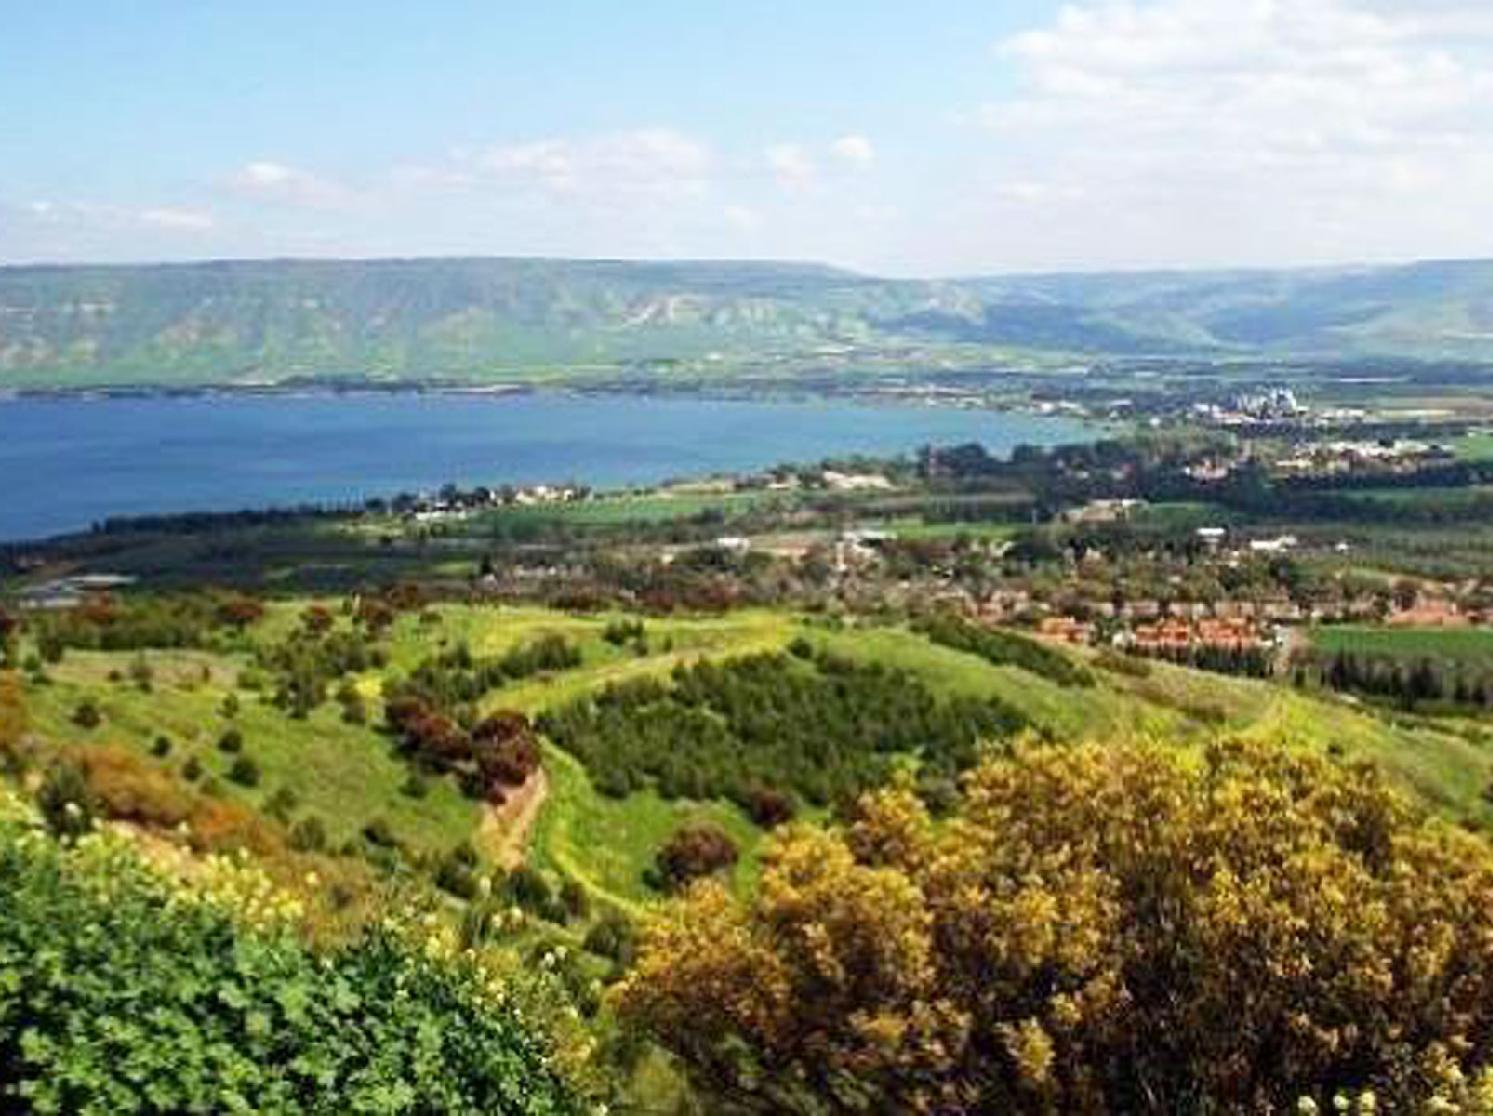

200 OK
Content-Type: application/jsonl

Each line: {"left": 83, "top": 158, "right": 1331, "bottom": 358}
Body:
{"left": 4, "top": 255, "right": 1493, "bottom": 387}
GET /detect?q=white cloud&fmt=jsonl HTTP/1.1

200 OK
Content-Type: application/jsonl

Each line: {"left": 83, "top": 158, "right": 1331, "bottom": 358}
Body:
{"left": 465, "top": 128, "right": 712, "bottom": 201}
{"left": 831, "top": 135, "right": 875, "bottom": 166}
{"left": 229, "top": 160, "right": 350, "bottom": 207}
{"left": 21, "top": 200, "right": 214, "bottom": 233}
{"left": 139, "top": 207, "right": 215, "bottom": 231}
{"left": 765, "top": 144, "right": 816, "bottom": 192}
{"left": 959, "top": 0, "right": 1493, "bottom": 268}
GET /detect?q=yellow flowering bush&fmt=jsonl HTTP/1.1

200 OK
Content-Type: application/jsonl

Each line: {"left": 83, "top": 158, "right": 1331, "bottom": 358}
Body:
{"left": 619, "top": 738, "right": 1493, "bottom": 1113}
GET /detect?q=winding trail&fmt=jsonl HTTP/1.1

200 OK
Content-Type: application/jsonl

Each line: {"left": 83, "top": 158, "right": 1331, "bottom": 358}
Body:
{"left": 480, "top": 768, "right": 550, "bottom": 869}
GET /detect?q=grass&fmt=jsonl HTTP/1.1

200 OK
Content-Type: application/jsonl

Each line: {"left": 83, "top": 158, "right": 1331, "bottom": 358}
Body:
{"left": 1454, "top": 432, "right": 1493, "bottom": 461}
{"left": 26, "top": 647, "right": 480, "bottom": 856}
{"left": 530, "top": 746, "right": 769, "bottom": 915}
{"left": 874, "top": 520, "right": 1022, "bottom": 542}
{"left": 1311, "top": 626, "right": 1493, "bottom": 670}
{"left": 470, "top": 489, "right": 786, "bottom": 530}
{"left": 18, "top": 604, "right": 1493, "bottom": 909}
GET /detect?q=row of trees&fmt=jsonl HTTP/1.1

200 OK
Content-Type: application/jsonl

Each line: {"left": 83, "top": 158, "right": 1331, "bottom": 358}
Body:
{"left": 915, "top": 614, "right": 1097, "bottom": 688}
{"left": 1301, "top": 649, "right": 1493, "bottom": 711}
{"left": 401, "top": 634, "right": 583, "bottom": 710}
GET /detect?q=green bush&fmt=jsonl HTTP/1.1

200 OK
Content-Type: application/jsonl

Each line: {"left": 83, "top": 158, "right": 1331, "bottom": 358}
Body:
{"left": 0, "top": 820, "right": 581, "bottom": 1113}
{"left": 915, "top": 614, "right": 1097, "bottom": 688}
{"left": 228, "top": 755, "right": 261, "bottom": 787}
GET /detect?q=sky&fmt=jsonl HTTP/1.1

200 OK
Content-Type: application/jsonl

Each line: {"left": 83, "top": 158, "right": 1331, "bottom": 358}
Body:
{"left": 3, "top": 0, "right": 1492, "bottom": 276}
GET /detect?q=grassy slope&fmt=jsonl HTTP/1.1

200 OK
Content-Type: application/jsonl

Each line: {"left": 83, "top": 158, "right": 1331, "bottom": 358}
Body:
{"left": 20, "top": 605, "right": 1493, "bottom": 911}
{"left": 26, "top": 647, "right": 479, "bottom": 855}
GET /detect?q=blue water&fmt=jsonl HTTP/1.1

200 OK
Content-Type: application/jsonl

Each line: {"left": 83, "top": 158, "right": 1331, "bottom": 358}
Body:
{"left": 0, "top": 393, "right": 1092, "bottom": 541}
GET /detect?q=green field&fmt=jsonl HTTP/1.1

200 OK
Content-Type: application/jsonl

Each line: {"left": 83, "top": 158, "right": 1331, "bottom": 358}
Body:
{"left": 1312, "top": 625, "right": 1493, "bottom": 670}
{"left": 1454, "top": 432, "right": 1493, "bottom": 461}
{"left": 469, "top": 488, "right": 786, "bottom": 531}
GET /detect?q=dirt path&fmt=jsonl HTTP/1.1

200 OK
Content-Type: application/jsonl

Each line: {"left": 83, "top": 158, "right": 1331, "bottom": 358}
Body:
{"left": 480, "top": 767, "right": 550, "bottom": 870}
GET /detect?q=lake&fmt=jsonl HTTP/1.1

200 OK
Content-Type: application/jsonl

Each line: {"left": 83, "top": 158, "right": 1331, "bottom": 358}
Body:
{"left": 0, "top": 393, "right": 1094, "bottom": 541}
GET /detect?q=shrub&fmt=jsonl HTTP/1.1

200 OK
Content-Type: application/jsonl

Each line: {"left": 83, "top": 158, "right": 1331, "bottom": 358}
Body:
{"left": 217, "top": 728, "right": 244, "bottom": 754}
{"left": 915, "top": 614, "right": 1097, "bottom": 688}
{"left": 227, "top": 756, "right": 261, "bottom": 787}
{"left": 0, "top": 821, "right": 582, "bottom": 1112}
{"left": 621, "top": 739, "right": 1493, "bottom": 1114}
{"left": 560, "top": 878, "right": 590, "bottom": 921}
{"left": 435, "top": 844, "right": 481, "bottom": 900}
{"left": 263, "top": 786, "right": 299, "bottom": 821}
{"left": 582, "top": 913, "right": 636, "bottom": 965}
{"left": 362, "top": 817, "right": 397, "bottom": 848}
{"left": 71, "top": 699, "right": 102, "bottom": 729}
{"left": 150, "top": 734, "right": 173, "bottom": 757}
{"left": 400, "top": 772, "right": 431, "bottom": 799}
{"left": 654, "top": 823, "right": 738, "bottom": 893}
{"left": 181, "top": 755, "right": 204, "bottom": 782}
{"left": 743, "top": 786, "right": 795, "bottom": 828}
{"left": 37, "top": 763, "right": 95, "bottom": 838}
{"left": 74, "top": 745, "right": 194, "bottom": 829}
{"left": 504, "top": 865, "right": 552, "bottom": 913}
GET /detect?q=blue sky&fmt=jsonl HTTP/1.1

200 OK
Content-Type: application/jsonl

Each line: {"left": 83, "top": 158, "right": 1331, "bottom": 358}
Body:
{"left": 4, "top": 1, "right": 1491, "bottom": 274}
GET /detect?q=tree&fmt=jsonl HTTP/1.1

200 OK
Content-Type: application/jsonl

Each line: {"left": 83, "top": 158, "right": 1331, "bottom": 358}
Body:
{"left": 619, "top": 739, "right": 1493, "bottom": 1114}
{"left": 0, "top": 608, "right": 19, "bottom": 667}
{"left": 0, "top": 673, "right": 27, "bottom": 762}
{"left": 654, "top": 823, "right": 739, "bottom": 893}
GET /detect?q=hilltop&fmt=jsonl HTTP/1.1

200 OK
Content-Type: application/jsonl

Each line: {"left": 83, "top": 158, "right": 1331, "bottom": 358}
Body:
{"left": 4, "top": 256, "right": 1493, "bottom": 388}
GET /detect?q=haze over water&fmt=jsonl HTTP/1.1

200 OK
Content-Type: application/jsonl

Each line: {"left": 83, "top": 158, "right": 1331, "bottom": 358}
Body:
{"left": 0, "top": 393, "right": 1092, "bottom": 541}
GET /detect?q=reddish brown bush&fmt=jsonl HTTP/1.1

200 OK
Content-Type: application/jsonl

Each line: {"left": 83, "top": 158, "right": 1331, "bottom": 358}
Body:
{"left": 656, "top": 822, "right": 739, "bottom": 892}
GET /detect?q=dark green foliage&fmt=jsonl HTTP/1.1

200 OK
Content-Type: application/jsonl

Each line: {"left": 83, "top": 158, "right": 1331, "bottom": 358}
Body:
{"left": 258, "top": 627, "right": 378, "bottom": 719}
{"left": 71, "top": 699, "right": 102, "bottom": 729}
{"left": 394, "top": 635, "right": 583, "bottom": 712}
{"left": 503, "top": 866, "right": 552, "bottom": 914}
{"left": 1305, "top": 647, "right": 1493, "bottom": 712}
{"left": 539, "top": 650, "right": 1028, "bottom": 808}
{"left": 362, "top": 818, "right": 398, "bottom": 849}
{"left": 0, "top": 823, "right": 580, "bottom": 1113}
{"left": 435, "top": 843, "right": 481, "bottom": 901}
{"left": 560, "top": 879, "right": 590, "bottom": 921}
{"left": 149, "top": 734, "right": 173, "bottom": 758}
{"left": 915, "top": 615, "right": 1097, "bottom": 688}
{"left": 227, "top": 756, "right": 261, "bottom": 787}
{"left": 263, "top": 786, "right": 300, "bottom": 823}
{"left": 217, "top": 728, "right": 244, "bottom": 754}
{"left": 29, "top": 592, "right": 255, "bottom": 653}
{"left": 181, "top": 756, "right": 203, "bottom": 782}
{"left": 36, "top": 763, "right": 95, "bottom": 838}
{"left": 582, "top": 914, "right": 636, "bottom": 966}
{"left": 400, "top": 772, "right": 431, "bottom": 799}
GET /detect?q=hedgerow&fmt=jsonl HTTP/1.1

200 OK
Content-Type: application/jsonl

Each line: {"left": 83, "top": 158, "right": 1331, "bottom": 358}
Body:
{"left": 915, "top": 614, "right": 1097, "bottom": 687}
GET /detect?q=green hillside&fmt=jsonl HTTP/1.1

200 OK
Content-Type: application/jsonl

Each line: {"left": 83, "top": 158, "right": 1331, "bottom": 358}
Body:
{"left": 6, "top": 256, "right": 1493, "bottom": 388}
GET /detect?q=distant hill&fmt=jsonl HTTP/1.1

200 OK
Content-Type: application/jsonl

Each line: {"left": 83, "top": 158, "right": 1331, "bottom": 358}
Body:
{"left": 3, "top": 256, "right": 1493, "bottom": 387}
